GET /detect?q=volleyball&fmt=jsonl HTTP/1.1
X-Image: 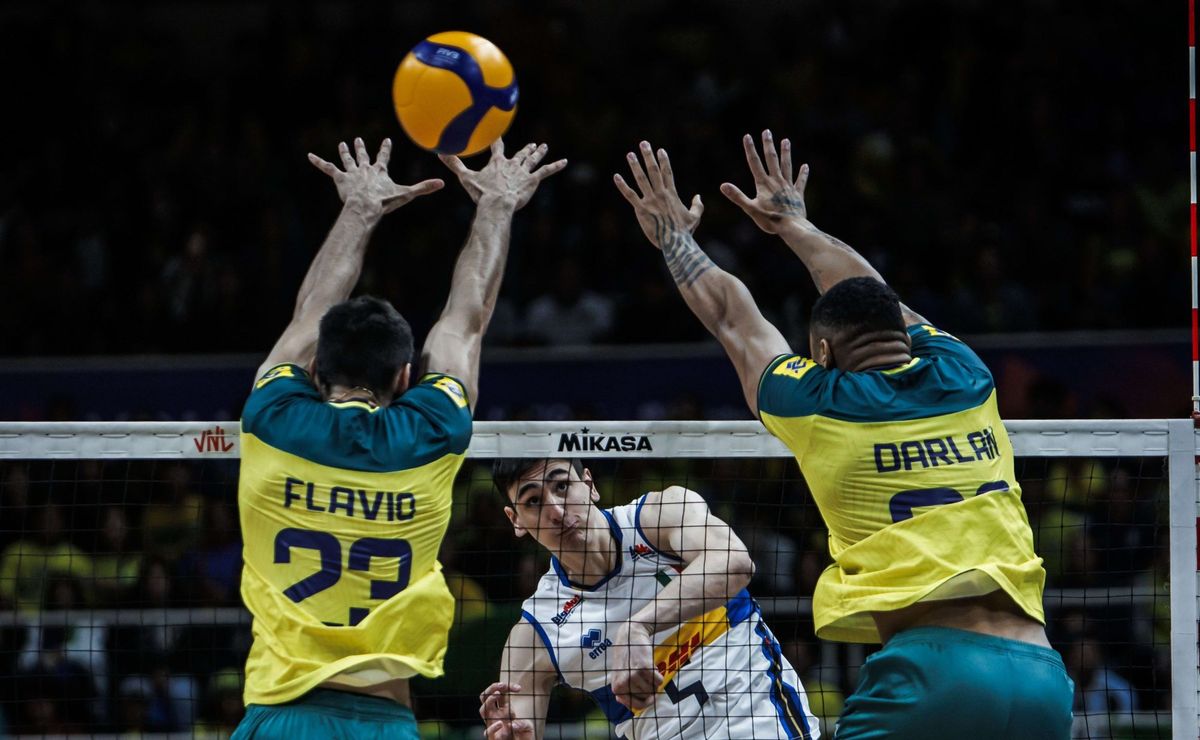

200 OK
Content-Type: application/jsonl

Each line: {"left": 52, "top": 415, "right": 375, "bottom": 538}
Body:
{"left": 392, "top": 31, "right": 518, "bottom": 157}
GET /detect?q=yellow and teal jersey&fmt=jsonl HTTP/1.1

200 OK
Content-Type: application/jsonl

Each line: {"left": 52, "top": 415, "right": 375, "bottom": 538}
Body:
{"left": 238, "top": 363, "right": 472, "bottom": 705}
{"left": 757, "top": 324, "right": 1045, "bottom": 644}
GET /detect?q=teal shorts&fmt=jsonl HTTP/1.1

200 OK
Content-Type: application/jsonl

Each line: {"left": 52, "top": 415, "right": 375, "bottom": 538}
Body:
{"left": 232, "top": 689, "right": 419, "bottom": 740}
{"left": 835, "top": 626, "right": 1074, "bottom": 739}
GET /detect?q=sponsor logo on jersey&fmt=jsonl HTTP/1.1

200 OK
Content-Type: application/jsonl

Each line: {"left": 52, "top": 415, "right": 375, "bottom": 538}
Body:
{"left": 628, "top": 543, "right": 654, "bottom": 561}
{"left": 656, "top": 631, "right": 703, "bottom": 677}
{"left": 582, "top": 628, "right": 613, "bottom": 659}
{"left": 254, "top": 364, "right": 296, "bottom": 389}
{"left": 552, "top": 595, "right": 583, "bottom": 626}
{"left": 193, "top": 425, "right": 235, "bottom": 453}
{"left": 557, "top": 427, "right": 652, "bottom": 453}
{"left": 432, "top": 376, "right": 469, "bottom": 408}
{"left": 772, "top": 356, "right": 817, "bottom": 380}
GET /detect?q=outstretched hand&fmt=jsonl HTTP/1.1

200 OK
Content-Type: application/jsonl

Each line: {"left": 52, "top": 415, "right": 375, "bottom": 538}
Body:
{"left": 479, "top": 682, "right": 535, "bottom": 740}
{"left": 721, "top": 130, "right": 811, "bottom": 234}
{"left": 613, "top": 140, "right": 704, "bottom": 249}
{"left": 439, "top": 139, "right": 567, "bottom": 211}
{"left": 308, "top": 137, "right": 444, "bottom": 218}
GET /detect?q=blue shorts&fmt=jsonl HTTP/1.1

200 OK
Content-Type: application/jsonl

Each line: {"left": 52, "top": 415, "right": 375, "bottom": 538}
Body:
{"left": 232, "top": 688, "right": 419, "bottom": 740}
{"left": 835, "top": 626, "right": 1074, "bottom": 739}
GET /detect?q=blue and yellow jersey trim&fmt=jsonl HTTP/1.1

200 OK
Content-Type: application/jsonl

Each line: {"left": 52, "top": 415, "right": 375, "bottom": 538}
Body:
{"left": 756, "top": 325, "right": 1045, "bottom": 643}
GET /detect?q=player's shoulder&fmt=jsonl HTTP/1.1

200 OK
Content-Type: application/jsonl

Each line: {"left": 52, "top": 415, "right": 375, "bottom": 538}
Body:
{"left": 242, "top": 363, "right": 320, "bottom": 431}
{"left": 757, "top": 353, "right": 829, "bottom": 419}
{"left": 907, "top": 323, "right": 988, "bottom": 367}
{"left": 507, "top": 616, "right": 544, "bottom": 647}
{"left": 636, "top": 486, "right": 695, "bottom": 507}
{"left": 403, "top": 372, "right": 472, "bottom": 413}
{"left": 634, "top": 487, "right": 706, "bottom": 523}
{"left": 389, "top": 372, "right": 473, "bottom": 450}
{"left": 247, "top": 363, "right": 318, "bottom": 401}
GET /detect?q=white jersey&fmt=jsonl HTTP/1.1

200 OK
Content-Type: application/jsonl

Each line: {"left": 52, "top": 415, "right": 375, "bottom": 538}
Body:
{"left": 519, "top": 496, "right": 819, "bottom": 740}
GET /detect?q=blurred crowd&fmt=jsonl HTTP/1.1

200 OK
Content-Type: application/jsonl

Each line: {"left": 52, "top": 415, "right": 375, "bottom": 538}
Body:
{"left": 0, "top": 0, "right": 1188, "bottom": 358}
{"left": 0, "top": 455, "right": 1170, "bottom": 736}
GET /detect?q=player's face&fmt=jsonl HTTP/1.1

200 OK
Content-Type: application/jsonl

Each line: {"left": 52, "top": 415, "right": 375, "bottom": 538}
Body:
{"left": 505, "top": 460, "right": 600, "bottom": 549}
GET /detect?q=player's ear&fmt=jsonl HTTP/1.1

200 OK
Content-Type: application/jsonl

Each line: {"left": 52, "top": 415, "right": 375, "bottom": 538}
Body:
{"left": 394, "top": 364, "right": 411, "bottom": 396}
{"left": 818, "top": 338, "right": 833, "bottom": 369}
{"left": 504, "top": 504, "right": 527, "bottom": 537}
{"left": 583, "top": 468, "right": 600, "bottom": 503}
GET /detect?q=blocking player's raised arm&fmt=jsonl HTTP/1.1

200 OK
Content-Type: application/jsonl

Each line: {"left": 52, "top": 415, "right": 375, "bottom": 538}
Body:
{"left": 422, "top": 139, "right": 567, "bottom": 411}
{"left": 480, "top": 620, "right": 557, "bottom": 740}
{"left": 614, "top": 141, "right": 790, "bottom": 417}
{"left": 722, "top": 131, "right": 928, "bottom": 327}
{"left": 256, "top": 137, "right": 444, "bottom": 381}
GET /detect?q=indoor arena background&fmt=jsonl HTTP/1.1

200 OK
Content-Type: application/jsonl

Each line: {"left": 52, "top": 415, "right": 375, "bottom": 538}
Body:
{"left": 0, "top": 1, "right": 1192, "bottom": 738}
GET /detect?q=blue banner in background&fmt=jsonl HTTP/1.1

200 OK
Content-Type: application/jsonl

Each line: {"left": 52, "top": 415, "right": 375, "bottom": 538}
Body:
{"left": 0, "top": 334, "right": 1189, "bottom": 422}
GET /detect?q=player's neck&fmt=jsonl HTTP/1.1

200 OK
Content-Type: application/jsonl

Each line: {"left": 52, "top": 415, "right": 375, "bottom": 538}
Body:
{"left": 837, "top": 331, "right": 912, "bottom": 373}
{"left": 555, "top": 518, "right": 619, "bottom": 586}
{"left": 326, "top": 384, "right": 389, "bottom": 407}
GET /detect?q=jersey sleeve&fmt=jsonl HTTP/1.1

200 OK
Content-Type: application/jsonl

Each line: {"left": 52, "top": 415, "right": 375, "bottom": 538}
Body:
{"left": 756, "top": 354, "right": 829, "bottom": 421}
{"left": 242, "top": 363, "right": 321, "bottom": 431}
{"left": 907, "top": 324, "right": 991, "bottom": 378}
{"left": 392, "top": 373, "right": 473, "bottom": 455}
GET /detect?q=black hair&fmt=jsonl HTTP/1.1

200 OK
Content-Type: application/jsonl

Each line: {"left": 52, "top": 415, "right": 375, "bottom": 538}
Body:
{"left": 315, "top": 296, "right": 414, "bottom": 395}
{"left": 492, "top": 458, "right": 585, "bottom": 506}
{"left": 810, "top": 277, "right": 904, "bottom": 335}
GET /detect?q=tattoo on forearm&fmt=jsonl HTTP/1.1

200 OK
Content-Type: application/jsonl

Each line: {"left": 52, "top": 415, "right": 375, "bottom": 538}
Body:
{"left": 653, "top": 216, "right": 714, "bottom": 287}
{"left": 821, "top": 231, "right": 855, "bottom": 254}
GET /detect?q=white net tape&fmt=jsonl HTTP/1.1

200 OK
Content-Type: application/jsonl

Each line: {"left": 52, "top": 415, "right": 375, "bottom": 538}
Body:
{"left": 0, "top": 419, "right": 1185, "bottom": 460}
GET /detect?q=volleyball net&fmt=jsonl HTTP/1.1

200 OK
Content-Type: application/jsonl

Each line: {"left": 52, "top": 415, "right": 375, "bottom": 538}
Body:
{"left": 0, "top": 420, "right": 1195, "bottom": 739}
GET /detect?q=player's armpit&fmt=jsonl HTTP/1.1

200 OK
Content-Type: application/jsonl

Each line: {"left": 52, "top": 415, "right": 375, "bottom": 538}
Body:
{"left": 421, "top": 314, "right": 482, "bottom": 412}
{"left": 255, "top": 316, "right": 319, "bottom": 387}
{"left": 708, "top": 278, "right": 791, "bottom": 417}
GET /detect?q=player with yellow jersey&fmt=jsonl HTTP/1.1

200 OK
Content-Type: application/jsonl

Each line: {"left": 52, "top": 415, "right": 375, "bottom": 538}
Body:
{"left": 234, "top": 137, "right": 565, "bottom": 739}
{"left": 614, "top": 134, "right": 1072, "bottom": 738}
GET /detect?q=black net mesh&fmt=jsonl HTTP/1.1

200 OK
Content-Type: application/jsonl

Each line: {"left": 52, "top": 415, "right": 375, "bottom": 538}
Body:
{"left": 0, "top": 452, "right": 1173, "bottom": 738}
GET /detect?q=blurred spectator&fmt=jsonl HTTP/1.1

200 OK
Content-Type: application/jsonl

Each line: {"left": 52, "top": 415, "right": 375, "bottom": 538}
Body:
{"left": 142, "top": 463, "right": 204, "bottom": 562}
{"left": 176, "top": 500, "right": 241, "bottom": 606}
{"left": 113, "top": 666, "right": 198, "bottom": 734}
{"left": 193, "top": 667, "right": 245, "bottom": 736}
{"left": 522, "top": 256, "right": 615, "bottom": 345}
{"left": 1086, "top": 465, "right": 1158, "bottom": 580}
{"left": 92, "top": 506, "right": 143, "bottom": 606}
{"left": 0, "top": 504, "right": 94, "bottom": 611}
{"left": 1064, "top": 637, "right": 1138, "bottom": 716}
{"left": 16, "top": 575, "right": 107, "bottom": 708}
{"left": 0, "top": 463, "right": 32, "bottom": 554}
{"left": 10, "top": 602, "right": 99, "bottom": 733}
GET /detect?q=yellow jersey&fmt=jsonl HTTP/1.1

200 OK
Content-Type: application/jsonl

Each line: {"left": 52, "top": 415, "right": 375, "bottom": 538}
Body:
{"left": 757, "top": 324, "right": 1045, "bottom": 643}
{"left": 238, "top": 363, "right": 472, "bottom": 704}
